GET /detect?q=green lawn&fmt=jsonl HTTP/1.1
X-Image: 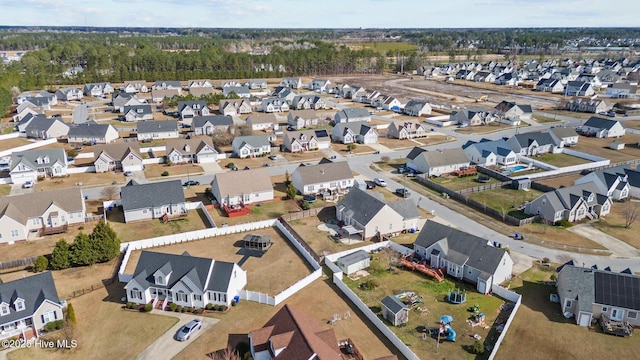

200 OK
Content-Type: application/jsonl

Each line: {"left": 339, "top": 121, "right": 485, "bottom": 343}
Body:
{"left": 468, "top": 188, "right": 544, "bottom": 216}
{"left": 430, "top": 175, "right": 502, "bottom": 192}
{"left": 532, "top": 114, "right": 561, "bottom": 123}
{"left": 345, "top": 253, "right": 505, "bottom": 360}
{"left": 534, "top": 153, "right": 590, "bottom": 167}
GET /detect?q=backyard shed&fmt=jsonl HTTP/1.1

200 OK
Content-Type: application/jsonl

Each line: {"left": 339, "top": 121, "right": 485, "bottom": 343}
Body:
{"left": 336, "top": 250, "right": 371, "bottom": 275}
{"left": 381, "top": 295, "right": 409, "bottom": 326}
{"left": 610, "top": 141, "right": 625, "bottom": 150}
{"left": 242, "top": 233, "right": 272, "bottom": 252}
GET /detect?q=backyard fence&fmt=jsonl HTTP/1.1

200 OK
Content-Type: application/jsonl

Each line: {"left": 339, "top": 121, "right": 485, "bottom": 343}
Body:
{"left": 275, "top": 218, "right": 321, "bottom": 268}
{"left": 0, "top": 256, "right": 37, "bottom": 271}
{"left": 238, "top": 290, "right": 275, "bottom": 306}
{"left": 280, "top": 207, "right": 326, "bottom": 221}
{"left": 0, "top": 132, "right": 19, "bottom": 141}
{"left": 0, "top": 138, "right": 57, "bottom": 158}
{"left": 488, "top": 284, "right": 522, "bottom": 360}
{"left": 64, "top": 279, "right": 116, "bottom": 300}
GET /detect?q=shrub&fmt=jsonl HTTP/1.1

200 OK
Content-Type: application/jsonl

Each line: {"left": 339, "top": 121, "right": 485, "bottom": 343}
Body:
{"left": 555, "top": 219, "right": 573, "bottom": 228}
{"left": 169, "top": 303, "right": 178, "bottom": 311}
{"left": 78, "top": 226, "right": 84, "bottom": 231}
{"left": 67, "top": 149, "right": 78, "bottom": 157}
{"left": 37, "top": 176, "right": 45, "bottom": 181}
{"left": 126, "top": 302, "right": 136, "bottom": 309}
{"left": 226, "top": 162, "right": 235, "bottom": 169}
{"left": 161, "top": 171, "right": 169, "bottom": 176}
{"left": 231, "top": 300, "right": 237, "bottom": 307}
{"left": 175, "top": 305, "right": 183, "bottom": 313}
{"left": 301, "top": 201, "right": 311, "bottom": 210}
{"left": 44, "top": 320, "right": 65, "bottom": 332}
{"left": 469, "top": 340, "right": 484, "bottom": 355}
{"left": 195, "top": 308, "right": 203, "bottom": 314}
{"left": 66, "top": 303, "right": 77, "bottom": 325}
{"left": 236, "top": 341, "right": 250, "bottom": 358}
{"left": 184, "top": 307, "right": 193, "bottom": 313}
{"left": 220, "top": 305, "right": 228, "bottom": 311}
{"left": 359, "top": 279, "right": 380, "bottom": 290}
{"left": 205, "top": 303, "right": 213, "bottom": 310}
{"left": 213, "top": 304, "right": 220, "bottom": 311}
{"left": 33, "top": 255, "right": 49, "bottom": 272}
{"left": 143, "top": 304, "right": 153, "bottom": 312}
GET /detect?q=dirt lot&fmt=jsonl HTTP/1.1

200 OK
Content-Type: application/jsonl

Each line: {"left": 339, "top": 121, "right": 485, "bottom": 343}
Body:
{"left": 123, "top": 226, "right": 313, "bottom": 295}
{"left": 534, "top": 174, "right": 582, "bottom": 189}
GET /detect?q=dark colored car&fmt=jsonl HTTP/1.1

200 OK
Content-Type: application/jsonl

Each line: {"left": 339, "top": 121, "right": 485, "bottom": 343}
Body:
{"left": 183, "top": 180, "right": 200, "bottom": 186}
{"left": 395, "top": 188, "right": 411, "bottom": 198}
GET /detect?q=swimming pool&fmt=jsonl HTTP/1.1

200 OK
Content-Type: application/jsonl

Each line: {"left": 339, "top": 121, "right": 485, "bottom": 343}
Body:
{"left": 507, "top": 164, "right": 528, "bottom": 172}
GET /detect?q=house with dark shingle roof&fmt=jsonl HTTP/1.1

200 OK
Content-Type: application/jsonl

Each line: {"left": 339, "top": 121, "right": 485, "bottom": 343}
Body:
{"left": 406, "top": 147, "right": 471, "bottom": 177}
{"left": 124, "top": 104, "right": 153, "bottom": 122}
{"left": 581, "top": 117, "right": 626, "bottom": 138}
{"left": 113, "top": 93, "right": 144, "bottom": 113}
{"left": 403, "top": 100, "right": 432, "bottom": 117}
{"left": 574, "top": 165, "right": 631, "bottom": 201}
{"left": 119, "top": 180, "right": 187, "bottom": 223}
{"left": 387, "top": 121, "right": 428, "bottom": 139}
{"left": 192, "top": 115, "right": 233, "bottom": 135}
{"left": 246, "top": 78, "right": 267, "bottom": 90}
{"left": 136, "top": 120, "right": 179, "bottom": 141}
{"left": 165, "top": 138, "right": 219, "bottom": 164}
{"left": 83, "top": 82, "right": 114, "bottom": 97}
{"left": 177, "top": 100, "right": 210, "bottom": 120}
{"left": 279, "top": 77, "right": 302, "bottom": 89}
{"left": 287, "top": 109, "right": 320, "bottom": 130}
{"left": 291, "top": 159, "right": 354, "bottom": 196}
{"left": 124, "top": 251, "right": 246, "bottom": 308}
{"left": 331, "top": 121, "right": 378, "bottom": 144}
{"left": 218, "top": 99, "right": 252, "bottom": 116}
{"left": 557, "top": 263, "right": 640, "bottom": 327}
{"left": 545, "top": 126, "right": 579, "bottom": 147}
{"left": 248, "top": 304, "right": 347, "bottom": 360}
{"left": 291, "top": 95, "right": 326, "bottom": 110}
{"left": 506, "top": 132, "right": 557, "bottom": 156}
{"left": 462, "top": 138, "right": 517, "bottom": 166}
{"left": 67, "top": 121, "right": 119, "bottom": 144}
{"left": 10, "top": 148, "right": 68, "bottom": 184}
{"left": 0, "top": 272, "right": 64, "bottom": 340}
{"left": 93, "top": 143, "right": 143, "bottom": 173}
{"left": 0, "top": 188, "right": 86, "bottom": 243}
{"left": 231, "top": 135, "right": 272, "bottom": 158}
{"left": 413, "top": 221, "right": 513, "bottom": 294}
{"left": 210, "top": 168, "right": 274, "bottom": 206}
{"left": 18, "top": 114, "right": 69, "bottom": 140}
{"left": 333, "top": 108, "right": 371, "bottom": 124}
{"left": 261, "top": 97, "right": 289, "bottom": 113}
{"left": 54, "top": 87, "right": 83, "bottom": 102}
{"left": 336, "top": 187, "right": 421, "bottom": 240}
{"left": 222, "top": 86, "right": 250, "bottom": 98}
{"left": 282, "top": 129, "right": 330, "bottom": 153}
{"left": 524, "top": 181, "right": 612, "bottom": 223}
{"left": 494, "top": 101, "right": 533, "bottom": 120}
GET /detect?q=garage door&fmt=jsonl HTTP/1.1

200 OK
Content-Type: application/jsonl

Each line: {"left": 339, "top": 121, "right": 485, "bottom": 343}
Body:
{"left": 578, "top": 313, "right": 591, "bottom": 326}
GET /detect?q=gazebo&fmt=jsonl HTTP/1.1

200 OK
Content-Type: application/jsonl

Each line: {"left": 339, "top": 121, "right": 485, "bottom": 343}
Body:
{"left": 243, "top": 234, "right": 272, "bottom": 251}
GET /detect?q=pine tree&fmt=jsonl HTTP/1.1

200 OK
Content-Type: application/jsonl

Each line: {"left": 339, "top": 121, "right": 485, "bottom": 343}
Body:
{"left": 66, "top": 303, "right": 77, "bottom": 325}
{"left": 32, "top": 255, "right": 48, "bottom": 272}
{"left": 50, "top": 239, "right": 71, "bottom": 270}
{"left": 90, "top": 220, "right": 121, "bottom": 263}
{"left": 70, "top": 233, "right": 97, "bottom": 267}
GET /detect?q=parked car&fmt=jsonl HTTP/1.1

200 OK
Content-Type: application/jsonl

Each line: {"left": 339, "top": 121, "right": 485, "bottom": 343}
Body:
{"left": 176, "top": 319, "right": 202, "bottom": 341}
{"left": 123, "top": 171, "right": 133, "bottom": 176}
{"left": 22, "top": 180, "right": 34, "bottom": 189}
{"left": 268, "top": 154, "right": 278, "bottom": 160}
{"left": 183, "top": 180, "right": 200, "bottom": 186}
{"left": 395, "top": 188, "right": 411, "bottom": 198}
{"left": 374, "top": 178, "right": 387, "bottom": 187}
{"left": 365, "top": 181, "right": 375, "bottom": 189}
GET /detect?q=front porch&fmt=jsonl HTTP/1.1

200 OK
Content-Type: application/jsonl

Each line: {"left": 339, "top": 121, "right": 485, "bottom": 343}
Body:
{"left": 1, "top": 319, "right": 37, "bottom": 342}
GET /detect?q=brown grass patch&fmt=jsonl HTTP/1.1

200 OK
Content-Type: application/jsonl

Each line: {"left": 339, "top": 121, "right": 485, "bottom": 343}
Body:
{"left": 144, "top": 163, "right": 204, "bottom": 178}
{"left": 34, "top": 173, "right": 127, "bottom": 192}
{"left": 0, "top": 137, "right": 31, "bottom": 151}
{"left": 571, "top": 134, "right": 640, "bottom": 163}
{"left": 593, "top": 202, "right": 640, "bottom": 249}
{"left": 534, "top": 174, "right": 582, "bottom": 189}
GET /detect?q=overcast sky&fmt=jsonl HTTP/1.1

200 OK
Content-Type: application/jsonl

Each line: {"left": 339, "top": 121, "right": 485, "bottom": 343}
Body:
{"left": 0, "top": 0, "right": 638, "bottom": 28}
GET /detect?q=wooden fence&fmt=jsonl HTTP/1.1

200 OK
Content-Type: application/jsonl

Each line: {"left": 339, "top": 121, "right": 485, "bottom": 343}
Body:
{"left": 280, "top": 207, "right": 326, "bottom": 221}
{"left": 0, "top": 256, "right": 38, "bottom": 271}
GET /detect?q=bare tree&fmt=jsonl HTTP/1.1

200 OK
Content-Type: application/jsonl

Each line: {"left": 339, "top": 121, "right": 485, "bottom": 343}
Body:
{"left": 208, "top": 346, "right": 241, "bottom": 360}
{"left": 624, "top": 201, "right": 640, "bottom": 229}
{"left": 101, "top": 186, "right": 119, "bottom": 200}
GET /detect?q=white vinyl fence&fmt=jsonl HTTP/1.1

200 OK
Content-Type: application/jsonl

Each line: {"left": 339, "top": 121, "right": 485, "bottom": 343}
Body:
{"left": 0, "top": 132, "right": 19, "bottom": 141}
{"left": 0, "top": 138, "right": 57, "bottom": 157}
{"left": 488, "top": 284, "right": 522, "bottom": 360}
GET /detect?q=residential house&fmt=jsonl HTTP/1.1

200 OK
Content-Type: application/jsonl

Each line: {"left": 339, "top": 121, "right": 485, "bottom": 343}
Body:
{"left": 83, "top": 82, "right": 114, "bottom": 97}
{"left": 381, "top": 296, "right": 410, "bottom": 326}
{"left": 93, "top": 143, "right": 144, "bottom": 173}
{"left": 287, "top": 110, "right": 320, "bottom": 130}
{"left": 218, "top": 99, "right": 252, "bottom": 116}
{"left": 247, "top": 113, "right": 278, "bottom": 131}
{"left": 336, "top": 250, "right": 371, "bottom": 276}
{"left": 120, "top": 180, "right": 187, "bottom": 223}
{"left": 331, "top": 121, "right": 378, "bottom": 145}
{"left": 221, "top": 81, "right": 243, "bottom": 88}
{"left": 565, "top": 81, "right": 595, "bottom": 97}
{"left": 403, "top": 100, "right": 432, "bottom": 116}
{"left": 0, "top": 272, "right": 64, "bottom": 340}
{"left": 261, "top": 98, "right": 289, "bottom": 113}
{"left": 455, "top": 69, "right": 475, "bottom": 80}
{"left": 406, "top": 147, "right": 472, "bottom": 177}
{"left": 451, "top": 108, "right": 494, "bottom": 127}
{"left": 336, "top": 187, "right": 421, "bottom": 240}
{"left": 310, "top": 79, "right": 332, "bottom": 93}
{"left": 494, "top": 101, "right": 533, "bottom": 120}
{"left": 15, "top": 91, "right": 56, "bottom": 106}
{"left": 272, "top": 86, "right": 297, "bottom": 104}
{"left": 124, "top": 251, "right": 246, "bottom": 308}
{"left": 124, "top": 104, "right": 153, "bottom": 122}
{"left": 344, "top": 85, "right": 365, "bottom": 100}
{"left": 524, "top": 182, "right": 612, "bottom": 223}
{"left": 11, "top": 104, "right": 41, "bottom": 123}
{"left": 10, "top": 149, "right": 68, "bottom": 184}
{"left": 580, "top": 117, "right": 626, "bottom": 138}
{"left": 152, "top": 81, "right": 182, "bottom": 91}
{"left": 387, "top": 121, "right": 428, "bottom": 139}
{"left": 113, "top": 93, "right": 144, "bottom": 113}
{"left": 494, "top": 72, "right": 519, "bottom": 86}
{"left": 188, "top": 86, "right": 215, "bottom": 97}
{"left": 291, "top": 95, "right": 326, "bottom": 110}
{"left": 187, "top": 79, "right": 214, "bottom": 89}
{"left": 574, "top": 165, "right": 631, "bottom": 201}
{"left": 291, "top": 159, "right": 354, "bottom": 196}
{"left": 565, "top": 97, "right": 609, "bottom": 114}
{"left": 606, "top": 82, "right": 638, "bottom": 98}
{"left": 545, "top": 126, "right": 580, "bottom": 147}
{"left": 279, "top": 77, "right": 302, "bottom": 89}
{"left": 210, "top": 168, "right": 274, "bottom": 206}
{"left": 151, "top": 88, "right": 181, "bottom": 103}
{"left": 473, "top": 71, "right": 496, "bottom": 83}
{"left": 506, "top": 132, "right": 558, "bottom": 156}
{"left": 248, "top": 304, "right": 350, "bottom": 360}
{"left": 192, "top": 115, "right": 233, "bottom": 135}
{"left": 17, "top": 96, "right": 56, "bottom": 112}
{"left": 333, "top": 108, "right": 371, "bottom": 123}
{"left": 18, "top": 115, "right": 69, "bottom": 140}
{"left": 0, "top": 188, "right": 85, "bottom": 243}
{"left": 536, "top": 78, "right": 565, "bottom": 93}
{"left": 372, "top": 95, "right": 405, "bottom": 111}
{"left": 462, "top": 138, "right": 517, "bottom": 166}
{"left": 122, "top": 80, "right": 148, "bottom": 94}
{"left": 177, "top": 100, "right": 210, "bottom": 120}
{"left": 556, "top": 263, "right": 640, "bottom": 327}
{"left": 136, "top": 120, "right": 179, "bottom": 141}
{"left": 231, "top": 135, "right": 272, "bottom": 158}
{"left": 67, "top": 122, "right": 119, "bottom": 144}
{"left": 282, "top": 129, "right": 331, "bottom": 153}
{"left": 54, "top": 87, "right": 83, "bottom": 102}
{"left": 165, "top": 138, "right": 219, "bottom": 164}
{"left": 222, "top": 86, "right": 250, "bottom": 98}
{"left": 246, "top": 79, "right": 267, "bottom": 90}
{"left": 413, "top": 221, "right": 514, "bottom": 294}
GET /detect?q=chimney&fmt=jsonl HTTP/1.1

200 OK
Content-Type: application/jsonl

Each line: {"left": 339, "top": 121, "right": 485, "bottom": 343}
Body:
{"left": 320, "top": 168, "right": 324, "bottom": 175}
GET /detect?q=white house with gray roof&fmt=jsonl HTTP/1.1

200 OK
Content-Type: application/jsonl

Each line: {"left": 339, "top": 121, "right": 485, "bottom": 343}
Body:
{"left": 580, "top": 117, "right": 626, "bottom": 138}
{"left": 166, "top": 138, "right": 219, "bottom": 164}
{"left": 333, "top": 108, "right": 371, "bottom": 124}
{"left": 0, "top": 272, "right": 64, "bottom": 340}
{"left": 403, "top": 100, "right": 432, "bottom": 117}
{"left": 218, "top": 99, "right": 252, "bottom": 116}
{"left": 54, "top": 87, "right": 83, "bottom": 102}
{"left": 83, "top": 82, "right": 114, "bottom": 97}
{"left": 279, "top": 77, "right": 302, "bottom": 89}
{"left": 524, "top": 182, "right": 612, "bottom": 223}
{"left": 287, "top": 110, "right": 319, "bottom": 130}
{"left": 310, "top": 79, "right": 332, "bottom": 93}
{"left": 246, "top": 79, "right": 267, "bottom": 89}
{"left": 67, "top": 121, "right": 119, "bottom": 144}
{"left": 10, "top": 148, "right": 68, "bottom": 184}
{"left": 192, "top": 115, "right": 233, "bottom": 135}
{"left": 124, "top": 251, "right": 247, "bottom": 308}
{"left": 223, "top": 86, "right": 250, "bottom": 98}
{"left": 18, "top": 114, "right": 69, "bottom": 140}
{"left": 113, "top": 93, "right": 144, "bottom": 113}
{"left": 136, "top": 120, "right": 179, "bottom": 141}
{"left": 336, "top": 187, "right": 421, "bottom": 240}
{"left": 261, "top": 97, "right": 289, "bottom": 113}
{"left": 232, "top": 135, "right": 272, "bottom": 158}
{"left": 0, "top": 188, "right": 86, "bottom": 244}
{"left": 545, "top": 126, "right": 579, "bottom": 147}
{"left": 283, "top": 129, "right": 331, "bottom": 153}
{"left": 178, "top": 100, "right": 210, "bottom": 120}
{"left": 210, "top": 167, "right": 274, "bottom": 206}
{"left": 506, "top": 132, "right": 558, "bottom": 156}
{"left": 574, "top": 165, "right": 630, "bottom": 201}
{"left": 122, "top": 80, "right": 148, "bottom": 94}
{"left": 124, "top": 104, "right": 153, "bottom": 122}
{"left": 291, "top": 95, "right": 326, "bottom": 110}
{"left": 413, "top": 221, "right": 513, "bottom": 294}
{"left": 247, "top": 113, "right": 278, "bottom": 131}
{"left": 406, "top": 147, "right": 471, "bottom": 177}
{"left": 120, "top": 180, "right": 187, "bottom": 223}
{"left": 331, "top": 121, "right": 378, "bottom": 144}
{"left": 462, "top": 138, "right": 516, "bottom": 166}
{"left": 93, "top": 143, "right": 144, "bottom": 173}
{"left": 291, "top": 159, "right": 354, "bottom": 196}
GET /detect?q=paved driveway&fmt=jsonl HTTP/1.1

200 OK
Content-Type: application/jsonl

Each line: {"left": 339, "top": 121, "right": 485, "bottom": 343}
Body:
{"left": 567, "top": 224, "right": 640, "bottom": 258}
{"left": 136, "top": 312, "right": 219, "bottom": 360}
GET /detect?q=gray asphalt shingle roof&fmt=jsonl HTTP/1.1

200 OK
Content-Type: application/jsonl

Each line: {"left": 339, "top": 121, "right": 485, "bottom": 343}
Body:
{"left": 0, "top": 272, "right": 61, "bottom": 325}
{"left": 381, "top": 295, "right": 408, "bottom": 314}
{"left": 137, "top": 120, "right": 178, "bottom": 134}
{"left": 120, "top": 179, "right": 185, "bottom": 211}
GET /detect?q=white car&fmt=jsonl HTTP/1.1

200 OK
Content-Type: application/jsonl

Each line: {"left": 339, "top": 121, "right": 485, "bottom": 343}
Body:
{"left": 374, "top": 178, "right": 387, "bottom": 187}
{"left": 22, "top": 180, "right": 34, "bottom": 189}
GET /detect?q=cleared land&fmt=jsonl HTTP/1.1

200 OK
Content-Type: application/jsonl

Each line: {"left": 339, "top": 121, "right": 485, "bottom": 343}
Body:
{"left": 571, "top": 134, "right": 640, "bottom": 163}
{"left": 496, "top": 263, "right": 640, "bottom": 360}
{"left": 593, "top": 202, "right": 640, "bottom": 249}
{"left": 123, "top": 227, "right": 313, "bottom": 295}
